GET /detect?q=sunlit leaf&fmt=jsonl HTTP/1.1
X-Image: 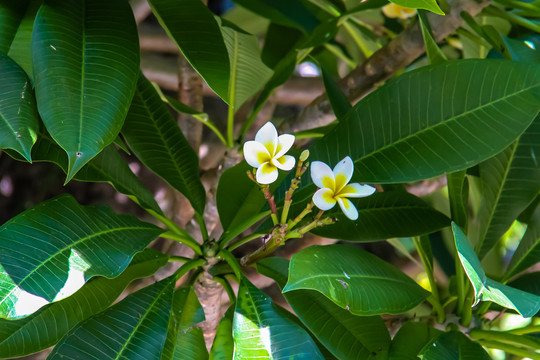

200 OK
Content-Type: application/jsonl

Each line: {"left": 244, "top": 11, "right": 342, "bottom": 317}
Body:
{"left": 32, "top": 0, "right": 139, "bottom": 180}
{"left": 284, "top": 245, "right": 430, "bottom": 315}
{"left": 0, "top": 195, "right": 162, "bottom": 319}
{"left": 209, "top": 306, "right": 234, "bottom": 360}
{"left": 418, "top": 10, "right": 447, "bottom": 65}
{"left": 0, "top": 249, "right": 168, "bottom": 358}
{"left": 48, "top": 276, "right": 174, "bottom": 360}
{"left": 0, "top": 52, "right": 38, "bottom": 161}
{"left": 390, "top": 0, "right": 443, "bottom": 15}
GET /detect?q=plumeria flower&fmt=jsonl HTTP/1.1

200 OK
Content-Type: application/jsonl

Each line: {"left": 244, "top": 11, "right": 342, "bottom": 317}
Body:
{"left": 311, "top": 156, "right": 376, "bottom": 220}
{"left": 244, "top": 122, "right": 295, "bottom": 184}
{"left": 382, "top": 3, "right": 416, "bottom": 19}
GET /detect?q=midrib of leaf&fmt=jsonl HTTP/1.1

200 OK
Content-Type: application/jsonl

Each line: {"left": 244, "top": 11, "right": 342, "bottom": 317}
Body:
{"left": 286, "top": 274, "right": 416, "bottom": 289}
{"left": 239, "top": 283, "right": 273, "bottom": 359}
{"left": 353, "top": 81, "right": 540, "bottom": 166}
{"left": 114, "top": 280, "right": 171, "bottom": 360}
{"left": 78, "top": 1, "right": 86, "bottom": 154}
{"left": 476, "top": 141, "right": 519, "bottom": 258}
{"left": 228, "top": 30, "right": 239, "bottom": 110}
{"left": 0, "top": 221, "right": 153, "bottom": 308}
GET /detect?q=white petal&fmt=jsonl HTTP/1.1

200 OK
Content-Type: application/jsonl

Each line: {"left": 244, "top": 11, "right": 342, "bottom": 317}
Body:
{"left": 256, "top": 163, "right": 278, "bottom": 184}
{"left": 313, "top": 188, "right": 336, "bottom": 211}
{"left": 340, "top": 183, "right": 376, "bottom": 198}
{"left": 333, "top": 156, "right": 354, "bottom": 192}
{"left": 244, "top": 141, "right": 271, "bottom": 168}
{"left": 275, "top": 134, "right": 295, "bottom": 158}
{"left": 311, "top": 161, "right": 335, "bottom": 189}
{"left": 255, "top": 122, "right": 278, "bottom": 156}
{"left": 272, "top": 155, "right": 295, "bottom": 171}
{"left": 337, "top": 197, "right": 358, "bottom": 220}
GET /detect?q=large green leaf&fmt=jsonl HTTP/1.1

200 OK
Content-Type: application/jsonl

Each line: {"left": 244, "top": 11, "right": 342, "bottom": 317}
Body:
{"left": 257, "top": 257, "right": 391, "bottom": 360}
{"left": 162, "top": 287, "right": 207, "bottom": 360}
{"left": 7, "top": 0, "right": 39, "bottom": 79}
{"left": 388, "top": 322, "right": 442, "bottom": 360}
{"left": 122, "top": 74, "right": 206, "bottom": 214}
{"left": 506, "top": 202, "right": 540, "bottom": 279}
{"left": 474, "top": 116, "right": 540, "bottom": 259}
{"left": 221, "top": 23, "right": 273, "bottom": 112}
{"left": 209, "top": 306, "right": 234, "bottom": 360}
{"left": 307, "top": 60, "right": 540, "bottom": 184}
{"left": 148, "top": 0, "right": 230, "bottom": 103}
{"left": 0, "top": 52, "right": 38, "bottom": 161}
{"left": 390, "top": 0, "right": 444, "bottom": 14}
{"left": 420, "top": 331, "right": 491, "bottom": 360}
{"left": 0, "top": 0, "right": 28, "bottom": 53}
{"left": 509, "top": 271, "right": 540, "bottom": 297}
{"left": 311, "top": 191, "right": 450, "bottom": 241}
{"left": 32, "top": 0, "right": 140, "bottom": 180}
{"left": 0, "top": 249, "right": 167, "bottom": 359}
{"left": 453, "top": 223, "right": 540, "bottom": 317}
{"left": 48, "top": 276, "right": 174, "bottom": 360}
{"left": 0, "top": 194, "right": 162, "bottom": 319}
{"left": 284, "top": 244, "right": 430, "bottom": 315}
{"left": 233, "top": 277, "right": 324, "bottom": 359}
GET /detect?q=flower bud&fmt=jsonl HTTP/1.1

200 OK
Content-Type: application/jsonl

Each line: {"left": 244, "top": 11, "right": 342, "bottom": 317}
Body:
{"left": 300, "top": 150, "right": 310, "bottom": 162}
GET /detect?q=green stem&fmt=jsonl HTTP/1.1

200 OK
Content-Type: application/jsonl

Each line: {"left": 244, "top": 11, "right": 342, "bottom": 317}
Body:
{"left": 147, "top": 209, "right": 192, "bottom": 239}
{"left": 168, "top": 255, "right": 192, "bottom": 263}
{"left": 225, "top": 232, "right": 266, "bottom": 251}
{"left": 288, "top": 201, "right": 315, "bottom": 229}
{"left": 476, "top": 339, "right": 540, "bottom": 359}
{"left": 227, "top": 104, "right": 235, "bottom": 147}
{"left": 195, "top": 212, "right": 209, "bottom": 242}
{"left": 475, "top": 300, "right": 491, "bottom": 317}
{"left": 494, "top": 0, "right": 540, "bottom": 15}
{"left": 342, "top": 20, "right": 372, "bottom": 58}
{"left": 470, "top": 328, "right": 540, "bottom": 350}
{"left": 484, "top": 6, "right": 540, "bottom": 32}
{"left": 161, "top": 231, "right": 203, "bottom": 256}
{"left": 173, "top": 258, "right": 206, "bottom": 281}
{"left": 508, "top": 324, "right": 540, "bottom": 335}
{"left": 286, "top": 215, "right": 336, "bottom": 240}
{"left": 218, "top": 249, "right": 243, "bottom": 281}
{"left": 455, "top": 251, "right": 466, "bottom": 315}
{"left": 461, "top": 286, "right": 474, "bottom": 327}
{"left": 214, "top": 276, "right": 236, "bottom": 305}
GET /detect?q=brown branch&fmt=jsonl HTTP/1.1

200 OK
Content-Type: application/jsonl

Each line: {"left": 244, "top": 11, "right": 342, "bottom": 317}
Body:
{"left": 288, "top": 0, "right": 491, "bottom": 133}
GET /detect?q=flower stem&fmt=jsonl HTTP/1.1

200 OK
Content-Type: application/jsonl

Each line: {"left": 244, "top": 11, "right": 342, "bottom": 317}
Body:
{"left": 288, "top": 201, "right": 315, "bottom": 229}
{"left": 286, "top": 216, "right": 337, "bottom": 240}
{"left": 161, "top": 231, "right": 203, "bottom": 256}
{"left": 281, "top": 158, "right": 309, "bottom": 224}
{"left": 508, "top": 325, "right": 540, "bottom": 335}
{"left": 225, "top": 232, "right": 266, "bottom": 251}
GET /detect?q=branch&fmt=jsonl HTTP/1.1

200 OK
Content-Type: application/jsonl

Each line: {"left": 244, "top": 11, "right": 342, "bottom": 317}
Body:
{"left": 289, "top": 0, "right": 491, "bottom": 133}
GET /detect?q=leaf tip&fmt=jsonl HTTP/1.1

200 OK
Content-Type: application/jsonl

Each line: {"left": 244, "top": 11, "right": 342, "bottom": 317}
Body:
{"left": 65, "top": 150, "right": 92, "bottom": 183}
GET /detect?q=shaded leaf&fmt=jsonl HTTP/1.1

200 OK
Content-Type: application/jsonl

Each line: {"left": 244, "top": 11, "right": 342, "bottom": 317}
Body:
{"left": 233, "top": 277, "right": 324, "bottom": 359}
{"left": 420, "top": 331, "right": 491, "bottom": 360}
{"left": 48, "top": 276, "right": 174, "bottom": 360}
{"left": 209, "top": 306, "right": 234, "bottom": 360}
{"left": 508, "top": 272, "right": 540, "bottom": 297}
{"left": 258, "top": 257, "right": 391, "bottom": 360}
{"left": 506, "top": 202, "right": 540, "bottom": 279}
{"left": 447, "top": 170, "right": 468, "bottom": 230}
{"left": 6, "top": 0, "right": 40, "bottom": 79}
{"left": 32, "top": 0, "right": 140, "bottom": 180}
{"left": 0, "top": 249, "right": 167, "bottom": 359}
{"left": 284, "top": 244, "right": 430, "bottom": 315}
{"left": 453, "top": 222, "right": 540, "bottom": 317}
{"left": 321, "top": 66, "right": 351, "bottom": 121}
{"left": 475, "top": 116, "right": 540, "bottom": 259}
{"left": 418, "top": 10, "right": 447, "bottom": 65}
{"left": 311, "top": 191, "right": 450, "bottom": 241}
{"left": 148, "top": 0, "right": 230, "bottom": 103}
{"left": 0, "top": 51, "right": 38, "bottom": 161}
{"left": 0, "top": 194, "right": 162, "bottom": 319}
{"left": 390, "top": 0, "right": 443, "bottom": 15}
{"left": 307, "top": 60, "right": 540, "bottom": 184}
{"left": 123, "top": 73, "right": 206, "bottom": 214}
{"left": 0, "top": 0, "right": 29, "bottom": 53}
{"left": 388, "top": 322, "right": 442, "bottom": 360}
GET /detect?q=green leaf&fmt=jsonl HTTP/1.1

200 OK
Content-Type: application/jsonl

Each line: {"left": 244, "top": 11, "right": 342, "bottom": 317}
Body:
{"left": 390, "top": 0, "right": 444, "bottom": 15}
{"left": 508, "top": 272, "right": 540, "bottom": 297}
{"left": 506, "top": 203, "right": 540, "bottom": 279}
{"left": 321, "top": 66, "right": 351, "bottom": 121}
{"left": 0, "top": 194, "right": 162, "bottom": 319}
{"left": 162, "top": 287, "right": 207, "bottom": 360}
{"left": 6, "top": 0, "right": 39, "bottom": 80}
{"left": 221, "top": 23, "right": 273, "bottom": 111}
{"left": 388, "top": 322, "right": 442, "bottom": 360}
{"left": 32, "top": 0, "right": 140, "bottom": 181}
{"left": 0, "top": 0, "right": 29, "bottom": 53}
{"left": 307, "top": 60, "right": 540, "bottom": 184}
{"left": 231, "top": 0, "right": 321, "bottom": 33}
{"left": 453, "top": 222, "right": 540, "bottom": 317}
{"left": 310, "top": 191, "right": 450, "bottom": 241}
{"left": 475, "top": 116, "right": 540, "bottom": 259}
{"left": 420, "top": 331, "right": 491, "bottom": 360}
{"left": 148, "top": 0, "right": 230, "bottom": 103}
{"left": 233, "top": 277, "right": 324, "bottom": 359}
{"left": 0, "top": 52, "right": 38, "bottom": 161}
{"left": 257, "top": 257, "right": 391, "bottom": 360}
{"left": 284, "top": 244, "right": 430, "bottom": 315}
{"left": 209, "top": 306, "right": 234, "bottom": 360}
{"left": 123, "top": 73, "right": 206, "bottom": 214}
{"left": 447, "top": 170, "right": 468, "bottom": 230}
{"left": 0, "top": 249, "right": 167, "bottom": 359}
{"left": 418, "top": 10, "right": 447, "bottom": 65}
{"left": 48, "top": 276, "right": 174, "bottom": 360}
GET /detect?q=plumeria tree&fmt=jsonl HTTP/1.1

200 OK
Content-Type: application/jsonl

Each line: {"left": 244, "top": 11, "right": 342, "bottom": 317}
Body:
{"left": 0, "top": 0, "right": 540, "bottom": 359}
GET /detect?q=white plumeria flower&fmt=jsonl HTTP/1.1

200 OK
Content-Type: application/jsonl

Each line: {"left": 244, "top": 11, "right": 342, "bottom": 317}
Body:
{"left": 243, "top": 122, "right": 296, "bottom": 184}
{"left": 311, "top": 156, "right": 376, "bottom": 220}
